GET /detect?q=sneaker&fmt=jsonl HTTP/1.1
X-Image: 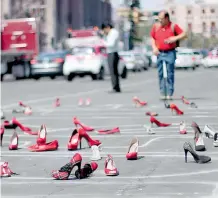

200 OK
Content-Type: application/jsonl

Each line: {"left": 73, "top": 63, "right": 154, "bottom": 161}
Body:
{"left": 166, "top": 96, "right": 173, "bottom": 100}
{"left": 160, "top": 95, "right": 166, "bottom": 100}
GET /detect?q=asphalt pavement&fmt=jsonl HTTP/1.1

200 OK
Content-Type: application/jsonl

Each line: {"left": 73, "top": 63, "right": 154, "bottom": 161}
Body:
{"left": 1, "top": 67, "right": 218, "bottom": 198}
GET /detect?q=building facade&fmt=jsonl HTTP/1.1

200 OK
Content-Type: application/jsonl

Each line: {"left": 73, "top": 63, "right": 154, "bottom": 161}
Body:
{"left": 1, "top": 0, "right": 112, "bottom": 51}
{"left": 165, "top": 0, "right": 218, "bottom": 37}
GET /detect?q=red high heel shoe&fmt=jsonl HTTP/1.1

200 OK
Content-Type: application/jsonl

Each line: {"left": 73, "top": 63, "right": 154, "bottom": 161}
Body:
{"left": 133, "top": 96, "right": 147, "bottom": 107}
{"left": 3, "top": 120, "right": 17, "bottom": 129}
{"left": 126, "top": 137, "right": 139, "bottom": 160}
{"left": 37, "top": 124, "right": 47, "bottom": 145}
{"left": 51, "top": 153, "right": 82, "bottom": 180}
{"left": 1, "top": 126, "right": 5, "bottom": 146}
{"left": 67, "top": 129, "right": 80, "bottom": 150}
{"left": 75, "top": 162, "right": 98, "bottom": 179}
{"left": 150, "top": 116, "right": 171, "bottom": 127}
{"left": 28, "top": 140, "right": 58, "bottom": 152}
{"left": 9, "top": 130, "right": 18, "bottom": 150}
{"left": 79, "top": 128, "right": 101, "bottom": 148}
{"left": 0, "top": 162, "right": 18, "bottom": 177}
{"left": 67, "top": 128, "right": 101, "bottom": 150}
{"left": 146, "top": 112, "right": 158, "bottom": 116}
{"left": 11, "top": 118, "right": 38, "bottom": 135}
{"left": 73, "top": 117, "right": 94, "bottom": 131}
{"left": 54, "top": 98, "right": 60, "bottom": 107}
{"left": 97, "top": 127, "right": 120, "bottom": 135}
{"left": 181, "top": 96, "right": 190, "bottom": 105}
{"left": 19, "top": 101, "right": 29, "bottom": 108}
{"left": 170, "top": 104, "right": 184, "bottom": 115}
{"left": 104, "top": 155, "right": 119, "bottom": 176}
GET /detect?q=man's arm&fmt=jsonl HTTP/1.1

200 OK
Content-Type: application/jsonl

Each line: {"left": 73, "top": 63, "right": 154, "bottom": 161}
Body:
{"left": 150, "top": 25, "right": 159, "bottom": 55}
{"left": 104, "top": 30, "right": 119, "bottom": 48}
{"left": 174, "top": 24, "right": 187, "bottom": 41}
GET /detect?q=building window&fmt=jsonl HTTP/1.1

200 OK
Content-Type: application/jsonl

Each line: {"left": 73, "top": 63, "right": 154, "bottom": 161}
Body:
{"left": 188, "top": 23, "right": 192, "bottom": 31}
{"left": 187, "top": 9, "right": 191, "bottom": 15}
{"left": 202, "top": 22, "right": 206, "bottom": 31}
{"left": 211, "top": 9, "right": 215, "bottom": 13}
{"left": 211, "top": 22, "right": 216, "bottom": 35}
{"left": 202, "top": 9, "right": 205, "bottom": 14}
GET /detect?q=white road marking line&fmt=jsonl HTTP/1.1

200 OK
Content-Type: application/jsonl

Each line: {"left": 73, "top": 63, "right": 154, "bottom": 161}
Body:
{"left": 2, "top": 169, "right": 218, "bottom": 181}
{"left": 19, "top": 141, "right": 31, "bottom": 148}
{"left": 2, "top": 134, "right": 194, "bottom": 138}
{"left": 140, "top": 137, "right": 162, "bottom": 148}
{"left": 2, "top": 79, "right": 156, "bottom": 110}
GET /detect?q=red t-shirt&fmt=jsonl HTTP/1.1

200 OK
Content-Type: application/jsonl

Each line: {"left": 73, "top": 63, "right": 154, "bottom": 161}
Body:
{"left": 150, "top": 22, "right": 183, "bottom": 51}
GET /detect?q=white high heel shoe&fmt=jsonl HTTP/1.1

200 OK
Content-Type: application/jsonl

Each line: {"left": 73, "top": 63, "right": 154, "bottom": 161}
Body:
{"left": 1, "top": 109, "right": 5, "bottom": 120}
{"left": 143, "top": 124, "right": 155, "bottom": 134}
{"left": 213, "top": 133, "right": 218, "bottom": 147}
{"left": 203, "top": 125, "right": 216, "bottom": 139}
{"left": 90, "top": 145, "right": 101, "bottom": 161}
{"left": 179, "top": 121, "right": 187, "bottom": 134}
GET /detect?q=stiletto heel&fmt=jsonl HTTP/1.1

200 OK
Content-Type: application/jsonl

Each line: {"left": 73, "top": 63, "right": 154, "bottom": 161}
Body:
{"left": 73, "top": 117, "right": 94, "bottom": 131}
{"left": 183, "top": 142, "right": 211, "bottom": 164}
{"left": 191, "top": 121, "right": 206, "bottom": 151}
{"left": 184, "top": 149, "right": 188, "bottom": 163}
{"left": 150, "top": 116, "right": 171, "bottom": 127}
{"left": 132, "top": 96, "right": 147, "bottom": 107}
{"left": 51, "top": 153, "right": 82, "bottom": 180}
{"left": 9, "top": 130, "right": 18, "bottom": 150}
{"left": 78, "top": 128, "right": 101, "bottom": 148}
{"left": 67, "top": 129, "right": 79, "bottom": 150}
{"left": 170, "top": 104, "right": 184, "bottom": 115}
{"left": 36, "top": 124, "right": 47, "bottom": 145}
{"left": 1, "top": 126, "right": 4, "bottom": 146}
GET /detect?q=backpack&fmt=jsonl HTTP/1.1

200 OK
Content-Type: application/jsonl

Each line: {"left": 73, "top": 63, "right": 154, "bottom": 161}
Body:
{"left": 154, "top": 22, "right": 180, "bottom": 48}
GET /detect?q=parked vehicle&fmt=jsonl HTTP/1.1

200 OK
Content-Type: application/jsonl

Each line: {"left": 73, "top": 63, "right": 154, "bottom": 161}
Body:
{"left": 133, "top": 52, "right": 149, "bottom": 70}
{"left": 30, "top": 50, "right": 69, "bottom": 80}
{"left": 202, "top": 49, "right": 218, "bottom": 68}
{"left": 175, "top": 49, "right": 196, "bottom": 70}
{"left": 1, "top": 18, "right": 39, "bottom": 81}
{"left": 119, "top": 51, "right": 139, "bottom": 72}
{"left": 63, "top": 45, "right": 127, "bottom": 81}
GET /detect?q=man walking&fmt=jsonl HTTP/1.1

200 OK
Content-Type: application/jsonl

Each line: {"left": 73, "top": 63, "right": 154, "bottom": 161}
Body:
{"left": 101, "top": 23, "right": 121, "bottom": 93}
{"left": 150, "top": 10, "right": 187, "bottom": 100}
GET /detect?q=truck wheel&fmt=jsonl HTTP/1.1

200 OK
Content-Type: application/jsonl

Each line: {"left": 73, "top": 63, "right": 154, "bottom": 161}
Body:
{"left": 66, "top": 74, "right": 75, "bottom": 81}
{"left": 12, "top": 65, "right": 25, "bottom": 80}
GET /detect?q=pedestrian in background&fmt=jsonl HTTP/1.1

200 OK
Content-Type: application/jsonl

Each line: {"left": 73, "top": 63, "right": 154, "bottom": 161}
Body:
{"left": 101, "top": 23, "right": 121, "bottom": 93}
{"left": 150, "top": 10, "right": 187, "bottom": 100}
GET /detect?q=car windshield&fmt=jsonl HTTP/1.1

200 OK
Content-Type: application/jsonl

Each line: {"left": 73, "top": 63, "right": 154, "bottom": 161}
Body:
{"left": 37, "top": 51, "right": 67, "bottom": 60}
{"left": 71, "top": 47, "right": 94, "bottom": 55}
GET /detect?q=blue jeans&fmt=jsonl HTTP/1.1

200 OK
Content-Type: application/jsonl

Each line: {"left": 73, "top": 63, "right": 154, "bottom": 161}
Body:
{"left": 157, "top": 50, "right": 176, "bottom": 96}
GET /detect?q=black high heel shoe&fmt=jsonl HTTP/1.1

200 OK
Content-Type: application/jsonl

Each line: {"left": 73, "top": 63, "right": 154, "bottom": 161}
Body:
{"left": 191, "top": 121, "right": 206, "bottom": 151}
{"left": 164, "top": 100, "right": 170, "bottom": 109}
{"left": 183, "top": 142, "right": 211, "bottom": 164}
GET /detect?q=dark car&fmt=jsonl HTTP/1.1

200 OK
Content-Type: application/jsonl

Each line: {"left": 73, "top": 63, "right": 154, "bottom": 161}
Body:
{"left": 30, "top": 50, "right": 69, "bottom": 80}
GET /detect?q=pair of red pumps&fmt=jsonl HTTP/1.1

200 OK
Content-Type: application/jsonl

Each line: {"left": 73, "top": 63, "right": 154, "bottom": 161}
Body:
{"left": 68, "top": 128, "right": 101, "bottom": 150}
{"left": 28, "top": 125, "right": 58, "bottom": 152}
{"left": 52, "top": 153, "right": 98, "bottom": 180}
